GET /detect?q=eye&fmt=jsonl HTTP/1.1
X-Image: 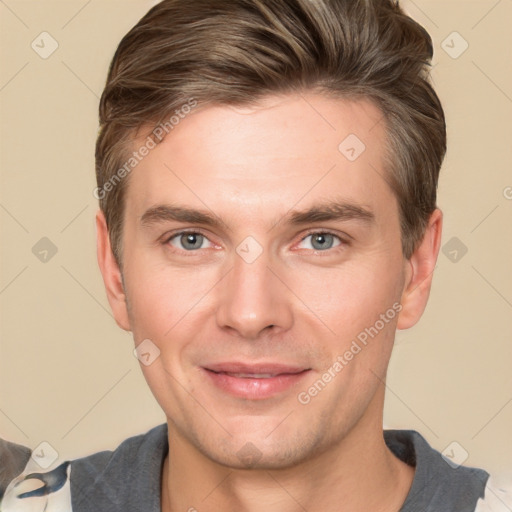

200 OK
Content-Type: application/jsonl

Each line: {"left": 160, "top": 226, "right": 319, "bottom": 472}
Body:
{"left": 167, "top": 231, "right": 213, "bottom": 251}
{"left": 297, "top": 232, "right": 343, "bottom": 251}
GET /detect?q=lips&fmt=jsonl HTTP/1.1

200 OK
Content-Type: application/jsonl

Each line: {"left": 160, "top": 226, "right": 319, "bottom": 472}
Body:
{"left": 202, "top": 362, "right": 311, "bottom": 400}
{"left": 205, "top": 362, "right": 308, "bottom": 377}
{"left": 218, "top": 373, "right": 277, "bottom": 379}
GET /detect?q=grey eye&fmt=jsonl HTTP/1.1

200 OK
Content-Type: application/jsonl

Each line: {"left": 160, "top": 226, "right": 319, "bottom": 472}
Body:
{"left": 299, "top": 233, "right": 341, "bottom": 251}
{"left": 169, "top": 232, "right": 208, "bottom": 251}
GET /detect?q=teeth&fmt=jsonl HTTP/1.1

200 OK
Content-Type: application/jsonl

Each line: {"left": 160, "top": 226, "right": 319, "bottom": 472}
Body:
{"left": 225, "top": 373, "right": 276, "bottom": 379}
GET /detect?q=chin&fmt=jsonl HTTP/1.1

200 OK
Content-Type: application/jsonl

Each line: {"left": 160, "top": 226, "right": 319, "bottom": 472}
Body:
{"left": 191, "top": 423, "right": 324, "bottom": 471}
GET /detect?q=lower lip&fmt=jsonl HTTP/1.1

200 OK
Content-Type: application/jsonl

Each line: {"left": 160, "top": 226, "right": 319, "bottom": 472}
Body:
{"left": 203, "top": 368, "right": 311, "bottom": 400}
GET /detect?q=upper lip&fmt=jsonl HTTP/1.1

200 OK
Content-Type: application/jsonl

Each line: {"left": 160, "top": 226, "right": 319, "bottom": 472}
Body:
{"left": 204, "top": 362, "right": 310, "bottom": 375}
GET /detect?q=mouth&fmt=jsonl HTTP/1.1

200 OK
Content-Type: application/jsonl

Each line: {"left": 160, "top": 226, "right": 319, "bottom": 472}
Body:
{"left": 211, "top": 372, "right": 287, "bottom": 378}
{"left": 202, "top": 363, "right": 311, "bottom": 400}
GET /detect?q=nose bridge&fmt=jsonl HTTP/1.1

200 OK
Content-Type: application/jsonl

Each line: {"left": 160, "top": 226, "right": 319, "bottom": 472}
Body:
{"left": 215, "top": 247, "right": 292, "bottom": 338}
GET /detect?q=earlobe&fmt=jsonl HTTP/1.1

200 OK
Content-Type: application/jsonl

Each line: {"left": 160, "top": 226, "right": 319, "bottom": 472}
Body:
{"left": 96, "top": 210, "right": 132, "bottom": 331}
{"left": 396, "top": 208, "right": 443, "bottom": 330}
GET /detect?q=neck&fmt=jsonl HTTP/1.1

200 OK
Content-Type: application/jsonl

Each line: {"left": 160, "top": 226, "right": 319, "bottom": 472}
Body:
{"left": 161, "top": 394, "right": 414, "bottom": 512}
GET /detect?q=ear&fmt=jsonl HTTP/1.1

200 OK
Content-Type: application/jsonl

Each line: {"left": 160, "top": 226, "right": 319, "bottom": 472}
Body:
{"left": 397, "top": 208, "right": 443, "bottom": 330}
{"left": 96, "top": 210, "right": 131, "bottom": 331}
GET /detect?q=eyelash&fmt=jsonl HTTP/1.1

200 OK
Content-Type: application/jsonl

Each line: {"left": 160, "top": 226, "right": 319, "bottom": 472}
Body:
{"left": 162, "top": 229, "right": 350, "bottom": 256}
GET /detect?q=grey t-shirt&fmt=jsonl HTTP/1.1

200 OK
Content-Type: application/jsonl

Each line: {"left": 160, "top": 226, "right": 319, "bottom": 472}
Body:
{"left": 0, "top": 424, "right": 502, "bottom": 511}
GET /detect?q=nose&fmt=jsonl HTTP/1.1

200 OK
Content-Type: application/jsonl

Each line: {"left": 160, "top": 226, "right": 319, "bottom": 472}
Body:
{"left": 215, "top": 249, "right": 293, "bottom": 340}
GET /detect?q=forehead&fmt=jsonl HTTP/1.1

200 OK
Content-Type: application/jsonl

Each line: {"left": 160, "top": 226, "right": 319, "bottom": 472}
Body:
{"left": 123, "top": 92, "right": 394, "bottom": 225}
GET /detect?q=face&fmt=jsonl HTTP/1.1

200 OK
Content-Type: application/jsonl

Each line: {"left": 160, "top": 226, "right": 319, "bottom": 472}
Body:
{"left": 98, "top": 93, "right": 432, "bottom": 469}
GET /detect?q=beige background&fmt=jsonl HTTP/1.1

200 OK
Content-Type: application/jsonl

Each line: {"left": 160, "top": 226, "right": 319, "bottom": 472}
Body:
{"left": 1, "top": 0, "right": 511, "bottom": 477}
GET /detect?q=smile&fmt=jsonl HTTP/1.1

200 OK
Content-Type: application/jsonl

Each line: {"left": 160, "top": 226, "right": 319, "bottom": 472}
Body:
{"left": 202, "top": 364, "right": 311, "bottom": 400}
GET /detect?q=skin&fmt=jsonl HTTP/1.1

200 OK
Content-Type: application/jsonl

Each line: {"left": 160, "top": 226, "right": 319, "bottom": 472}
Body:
{"left": 96, "top": 92, "right": 442, "bottom": 511}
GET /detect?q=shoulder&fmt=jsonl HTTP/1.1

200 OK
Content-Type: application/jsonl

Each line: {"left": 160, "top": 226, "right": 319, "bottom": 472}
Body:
{"left": 71, "top": 422, "right": 168, "bottom": 475}
{"left": 384, "top": 429, "right": 502, "bottom": 512}
{"left": 0, "top": 424, "right": 168, "bottom": 512}
{"left": 69, "top": 423, "right": 168, "bottom": 511}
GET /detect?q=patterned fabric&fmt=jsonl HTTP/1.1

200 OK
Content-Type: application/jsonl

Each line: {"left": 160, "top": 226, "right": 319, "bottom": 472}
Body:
{"left": 475, "top": 476, "right": 512, "bottom": 512}
{"left": 1, "top": 457, "right": 71, "bottom": 511}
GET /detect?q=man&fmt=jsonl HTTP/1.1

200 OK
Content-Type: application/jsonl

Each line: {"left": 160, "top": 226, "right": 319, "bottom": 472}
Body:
{"left": 1, "top": 0, "right": 510, "bottom": 511}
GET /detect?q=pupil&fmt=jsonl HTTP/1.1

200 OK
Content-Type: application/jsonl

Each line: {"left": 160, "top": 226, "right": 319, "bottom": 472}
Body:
{"left": 313, "top": 234, "right": 332, "bottom": 250}
{"left": 183, "top": 233, "right": 201, "bottom": 250}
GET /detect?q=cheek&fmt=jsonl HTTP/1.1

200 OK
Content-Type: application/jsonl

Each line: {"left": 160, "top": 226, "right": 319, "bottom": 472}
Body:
{"left": 291, "top": 256, "right": 403, "bottom": 334}
{"left": 123, "top": 256, "right": 217, "bottom": 342}
{"left": 126, "top": 274, "right": 174, "bottom": 339}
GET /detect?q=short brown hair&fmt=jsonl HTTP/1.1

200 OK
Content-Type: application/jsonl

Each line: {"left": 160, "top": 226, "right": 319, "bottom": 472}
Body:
{"left": 95, "top": 0, "right": 446, "bottom": 268}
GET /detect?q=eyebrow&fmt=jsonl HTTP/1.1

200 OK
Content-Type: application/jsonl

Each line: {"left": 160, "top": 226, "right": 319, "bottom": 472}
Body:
{"left": 140, "top": 200, "right": 375, "bottom": 232}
